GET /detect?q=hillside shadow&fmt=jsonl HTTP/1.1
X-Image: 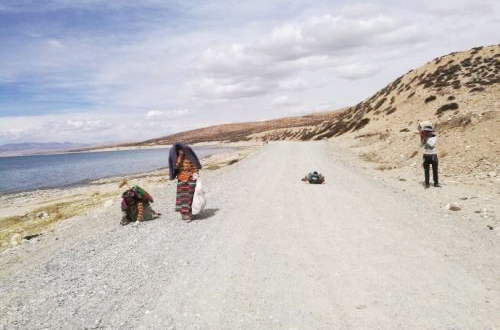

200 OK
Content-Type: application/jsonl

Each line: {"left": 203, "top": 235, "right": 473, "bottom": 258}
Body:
{"left": 194, "top": 208, "right": 220, "bottom": 221}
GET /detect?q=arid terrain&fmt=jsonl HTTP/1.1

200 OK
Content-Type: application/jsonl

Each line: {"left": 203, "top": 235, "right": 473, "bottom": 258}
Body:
{"left": 1, "top": 45, "right": 499, "bottom": 329}
{"left": 1, "top": 142, "right": 499, "bottom": 329}
{"left": 129, "top": 45, "right": 500, "bottom": 189}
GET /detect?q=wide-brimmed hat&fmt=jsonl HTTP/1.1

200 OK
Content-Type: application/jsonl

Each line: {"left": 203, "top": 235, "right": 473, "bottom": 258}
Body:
{"left": 418, "top": 121, "right": 433, "bottom": 131}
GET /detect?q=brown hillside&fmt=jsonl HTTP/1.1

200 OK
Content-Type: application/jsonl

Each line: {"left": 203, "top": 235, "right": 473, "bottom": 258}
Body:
{"left": 133, "top": 44, "right": 500, "bottom": 185}
{"left": 132, "top": 112, "right": 340, "bottom": 146}
{"left": 280, "top": 44, "right": 499, "bottom": 184}
{"left": 256, "top": 45, "right": 499, "bottom": 141}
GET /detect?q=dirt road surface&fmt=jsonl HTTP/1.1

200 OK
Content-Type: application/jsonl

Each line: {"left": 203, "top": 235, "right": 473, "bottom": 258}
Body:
{"left": 1, "top": 142, "right": 499, "bottom": 329}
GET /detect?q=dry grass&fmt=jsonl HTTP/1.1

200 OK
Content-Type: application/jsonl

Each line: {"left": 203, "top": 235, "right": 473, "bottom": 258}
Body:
{"left": 375, "top": 164, "right": 396, "bottom": 171}
{"left": 0, "top": 193, "right": 114, "bottom": 250}
{"left": 436, "top": 112, "right": 474, "bottom": 130}
{"left": 204, "top": 164, "right": 222, "bottom": 171}
{"left": 205, "top": 158, "right": 240, "bottom": 171}
{"left": 354, "top": 132, "right": 390, "bottom": 140}
{"left": 360, "top": 151, "right": 380, "bottom": 163}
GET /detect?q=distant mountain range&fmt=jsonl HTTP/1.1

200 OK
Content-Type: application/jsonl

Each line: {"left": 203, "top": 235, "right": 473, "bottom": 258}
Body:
{"left": 0, "top": 142, "right": 90, "bottom": 156}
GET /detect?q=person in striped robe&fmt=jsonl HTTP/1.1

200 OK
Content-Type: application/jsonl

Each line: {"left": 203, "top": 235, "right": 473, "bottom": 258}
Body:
{"left": 120, "top": 182, "right": 160, "bottom": 226}
{"left": 169, "top": 143, "right": 202, "bottom": 222}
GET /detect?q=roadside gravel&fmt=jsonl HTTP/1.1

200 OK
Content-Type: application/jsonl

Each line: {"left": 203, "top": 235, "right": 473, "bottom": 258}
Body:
{"left": 1, "top": 141, "right": 499, "bottom": 329}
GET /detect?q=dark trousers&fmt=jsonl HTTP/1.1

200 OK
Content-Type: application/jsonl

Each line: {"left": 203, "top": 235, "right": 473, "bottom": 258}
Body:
{"left": 423, "top": 154, "right": 438, "bottom": 185}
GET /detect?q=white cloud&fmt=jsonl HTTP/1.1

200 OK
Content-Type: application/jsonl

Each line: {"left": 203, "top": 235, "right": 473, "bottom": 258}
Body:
{"left": 145, "top": 109, "right": 191, "bottom": 119}
{"left": 271, "top": 95, "right": 300, "bottom": 108}
{"left": 48, "top": 118, "right": 112, "bottom": 132}
{"left": 333, "top": 63, "right": 382, "bottom": 80}
{"left": 47, "top": 39, "right": 64, "bottom": 48}
{"left": 340, "top": 3, "right": 379, "bottom": 18}
{"left": 2, "top": 0, "right": 500, "bottom": 144}
{"left": 0, "top": 112, "right": 191, "bottom": 144}
{"left": 277, "top": 78, "right": 307, "bottom": 91}
{"left": 188, "top": 12, "right": 426, "bottom": 101}
{"left": 187, "top": 77, "right": 273, "bottom": 100}
{"left": 145, "top": 110, "right": 163, "bottom": 118}
{"left": 423, "top": 0, "right": 493, "bottom": 17}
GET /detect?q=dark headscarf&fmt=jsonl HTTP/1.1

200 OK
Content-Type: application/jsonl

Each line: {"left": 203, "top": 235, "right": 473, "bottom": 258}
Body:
{"left": 168, "top": 142, "right": 202, "bottom": 180}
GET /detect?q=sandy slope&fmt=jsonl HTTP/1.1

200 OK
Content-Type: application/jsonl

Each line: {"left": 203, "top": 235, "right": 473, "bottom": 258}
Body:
{"left": 1, "top": 142, "right": 499, "bottom": 329}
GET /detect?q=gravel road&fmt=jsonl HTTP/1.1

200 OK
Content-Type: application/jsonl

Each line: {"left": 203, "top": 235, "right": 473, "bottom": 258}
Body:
{"left": 1, "top": 141, "right": 499, "bottom": 329}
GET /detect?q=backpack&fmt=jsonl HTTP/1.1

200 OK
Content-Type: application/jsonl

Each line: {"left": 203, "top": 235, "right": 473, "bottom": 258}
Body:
{"left": 307, "top": 171, "right": 324, "bottom": 184}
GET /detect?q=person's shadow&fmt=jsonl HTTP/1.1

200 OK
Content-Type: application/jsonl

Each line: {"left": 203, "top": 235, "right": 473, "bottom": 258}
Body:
{"left": 194, "top": 208, "right": 219, "bottom": 221}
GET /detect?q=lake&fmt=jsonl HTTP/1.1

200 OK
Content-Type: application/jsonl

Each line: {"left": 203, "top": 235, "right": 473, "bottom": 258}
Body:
{"left": 0, "top": 147, "right": 231, "bottom": 194}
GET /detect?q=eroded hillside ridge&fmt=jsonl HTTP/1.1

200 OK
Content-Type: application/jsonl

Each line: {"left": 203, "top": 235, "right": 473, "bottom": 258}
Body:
{"left": 132, "top": 113, "right": 336, "bottom": 146}
{"left": 133, "top": 45, "right": 499, "bottom": 146}
{"left": 255, "top": 45, "right": 500, "bottom": 141}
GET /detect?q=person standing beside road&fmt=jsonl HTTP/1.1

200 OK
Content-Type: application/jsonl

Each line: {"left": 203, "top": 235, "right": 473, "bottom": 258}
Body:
{"left": 418, "top": 122, "right": 440, "bottom": 188}
{"left": 168, "top": 143, "right": 202, "bottom": 222}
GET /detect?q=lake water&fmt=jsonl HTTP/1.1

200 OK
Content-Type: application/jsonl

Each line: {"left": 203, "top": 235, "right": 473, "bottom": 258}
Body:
{"left": 0, "top": 147, "right": 231, "bottom": 194}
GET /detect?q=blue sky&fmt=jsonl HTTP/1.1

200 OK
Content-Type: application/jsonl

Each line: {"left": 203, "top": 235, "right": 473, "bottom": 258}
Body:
{"left": 0, "top": 0, "right": 499, "bottom": 144}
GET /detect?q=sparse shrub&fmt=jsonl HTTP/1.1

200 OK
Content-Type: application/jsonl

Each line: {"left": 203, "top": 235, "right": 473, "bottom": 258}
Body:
{"left": 353, "top": 118, "right": 370, "bottom": 131}
{"left": 425, "top": 95, "right": 436, "bottom": 103}
{"left": 354, "top": 132, "right": 379, "bottom": 139}
{"left": 375, "top": 165, "right": 395, "bottom": 171}
{"left": 386, "top": 107, "right": 397, "bottom": 115}
{"left": 378, "top": 132, "right": 390, "bottom": 140}
{"left": 373, "top": 98, "right": 387, "bottom": 110}
{"left": 461, "top": 58, "right": 472, "bottom": 67}
{"left": 53, "top": 210, "right": 64, "bottom": 221}
{"left": 436, "top": 112, "right": 473, "bottom": 130}
{"left": 470, "top": 87, "right": 485, "bottom": 93}
{"left": 436, "top": 102, "right": 459, "bottom": 115}
{"left": 360, "top": 151, "right": 379, "bottom": 162}
{"left": 448, "top": 95, "right": 455, "bottom": 100}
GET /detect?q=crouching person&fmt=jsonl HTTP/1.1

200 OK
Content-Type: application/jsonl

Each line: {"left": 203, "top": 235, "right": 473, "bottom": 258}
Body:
{"left": 120, "top": 181, "right": 161, "bottom": 226}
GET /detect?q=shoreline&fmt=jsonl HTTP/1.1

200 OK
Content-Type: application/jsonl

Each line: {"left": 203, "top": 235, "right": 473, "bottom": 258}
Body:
{"left": 0, "top": 142, "right": 253, "bottom": 196}
{"left": 0, "top": 144, "right": 261, "bottom": 249}
{"left": 0, "top": 140, "right": 259, "bottom": 158}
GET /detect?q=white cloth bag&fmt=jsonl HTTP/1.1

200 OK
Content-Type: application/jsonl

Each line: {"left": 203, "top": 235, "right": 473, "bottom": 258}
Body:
{"left": 191, "top": 174, "right": 207, "bottom": 215}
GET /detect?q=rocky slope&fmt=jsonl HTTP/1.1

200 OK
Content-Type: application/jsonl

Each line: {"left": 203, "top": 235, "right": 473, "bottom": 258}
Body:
{"left": 261, "top": 45, "right": 499, "bottom": 140}
{"left": 133, "top": 45, "right": 499, "bottom": 183}
{"left": 256, "top": 45, "right": 500, "bottom": 184}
